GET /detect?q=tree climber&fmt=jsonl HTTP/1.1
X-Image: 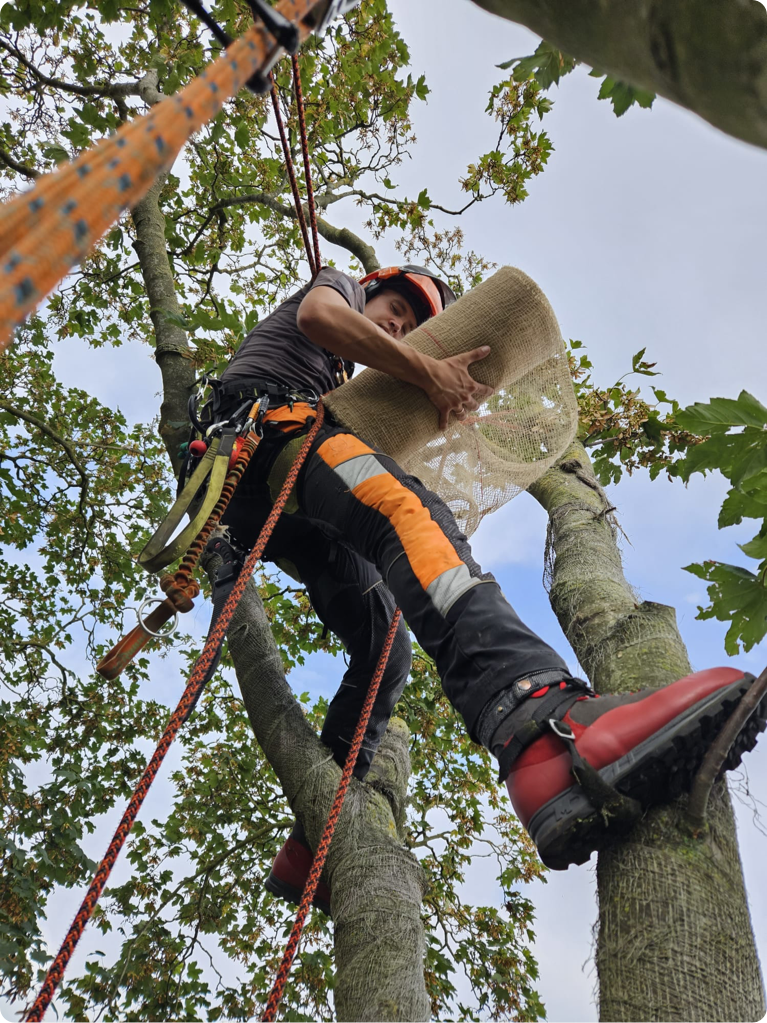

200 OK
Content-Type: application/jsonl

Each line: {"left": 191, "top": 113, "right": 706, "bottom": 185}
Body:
{"left": 209, "top": 264, "right": 765, "bottom": 912}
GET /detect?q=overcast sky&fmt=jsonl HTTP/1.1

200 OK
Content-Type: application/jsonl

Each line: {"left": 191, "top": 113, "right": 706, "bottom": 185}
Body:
{"left": 5, "top": 2, "right": 767, "bottom": 1021}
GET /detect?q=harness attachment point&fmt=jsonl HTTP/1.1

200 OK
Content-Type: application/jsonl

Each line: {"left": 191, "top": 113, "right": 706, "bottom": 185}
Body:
{"left": 136, "top": 597, "right": 180, "bottom": 640}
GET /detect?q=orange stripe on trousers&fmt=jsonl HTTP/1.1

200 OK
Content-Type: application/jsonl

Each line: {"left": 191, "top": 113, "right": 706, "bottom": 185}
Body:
{"left": 317, "top": 434, "right": 463, "bottom": 592}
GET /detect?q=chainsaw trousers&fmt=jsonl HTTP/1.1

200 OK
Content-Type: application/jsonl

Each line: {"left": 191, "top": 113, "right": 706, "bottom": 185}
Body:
{"left": 223, "top": 416, "right": 570, "bottom": 774}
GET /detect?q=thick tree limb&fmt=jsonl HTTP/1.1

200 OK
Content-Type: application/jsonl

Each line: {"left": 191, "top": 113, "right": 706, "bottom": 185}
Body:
{"left": 131, "top": 173, "right": 195, "bottom": 475}
{"left": 468, "top": 0, "right": 767, "bottom": 150}
{"left": 129, "top": 70, "right": 195, "bottom": 474}
{"left": 529, "top": 441, "right": 765, "bottom": 1021}
{"left": 202, "top": 550, "right": 429, "bottom": 1021}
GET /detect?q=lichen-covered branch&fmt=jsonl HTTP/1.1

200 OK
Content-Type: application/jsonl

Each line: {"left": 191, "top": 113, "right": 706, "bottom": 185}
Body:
{"left": 529, "top": 441, "right": 765, "bottom": 1021}
{"left": 468, "top": 0, "right": 767, "bottom": 150}
{"left": 130, "top": 173, "right": 195, "bottom": 475}
{"left": 203, "top": 552, "right": 429, "bottom": 1022}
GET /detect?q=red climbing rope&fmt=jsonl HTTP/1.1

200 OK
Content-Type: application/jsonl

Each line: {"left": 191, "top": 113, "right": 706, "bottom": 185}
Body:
{"left": 270, "top": 72, "right": 316, "bottom": 278}
{"left": 25, "top": 402, "right": 325, "bottom": 1023}
{"left": 261, "top": 604, "right": 402, "bottom": 1023}
{"left": 269, "top": 55, "right": 322, "bottom": 278}
{"left": 290, "top": 53, "right": 323, "bottom": 274}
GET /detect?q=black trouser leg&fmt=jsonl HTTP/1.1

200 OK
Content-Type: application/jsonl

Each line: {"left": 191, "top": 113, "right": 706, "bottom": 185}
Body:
{"left": 297, "top": 425, "right": 571, "bottom": 744}
{"left": 223, "top": 452, "right": 411, "bottom": 778}
{"left": 296, "top": 541, "right": 411, "bottom": 779}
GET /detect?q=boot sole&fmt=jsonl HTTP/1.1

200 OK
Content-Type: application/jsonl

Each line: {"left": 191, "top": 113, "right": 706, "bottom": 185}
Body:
{"left": 529, "top": 673, "right": 766, "bottom": 870}
{"left": 264, "top": 871, "right": 332, "bottom": 916}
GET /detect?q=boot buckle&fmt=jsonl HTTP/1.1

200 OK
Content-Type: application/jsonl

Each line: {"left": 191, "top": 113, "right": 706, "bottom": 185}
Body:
{"left": 547, "top": 717, "right": 642, "bottom": 828}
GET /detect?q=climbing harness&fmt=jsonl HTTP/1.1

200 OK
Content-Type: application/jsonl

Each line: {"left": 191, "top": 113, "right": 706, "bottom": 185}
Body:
{"left": 0, "top": 0, "right": 362, "bottom": 351}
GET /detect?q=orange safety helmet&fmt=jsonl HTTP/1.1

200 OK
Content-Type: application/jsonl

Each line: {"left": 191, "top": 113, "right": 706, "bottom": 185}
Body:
{"left": 359, "top": 265, "right": 456, "bottom": 324}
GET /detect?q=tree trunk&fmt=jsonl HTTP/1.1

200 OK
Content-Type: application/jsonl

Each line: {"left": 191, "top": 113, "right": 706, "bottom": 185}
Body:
{"left": 131, "top": 173, "right": 195, "bottom": 476}
{"left": 203, "top": 550, "right": 430, "bottom": 1022}
{"left": 468, "top": 0, "right": 767, "bottom": 151}
{"left": 529, "top": 443, "right": 765, "bottom": 1022}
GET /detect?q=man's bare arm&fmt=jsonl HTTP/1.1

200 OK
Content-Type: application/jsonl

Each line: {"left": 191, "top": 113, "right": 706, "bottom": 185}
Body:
{"left": 297, "top": 286, "right": 493, "bottom": 430}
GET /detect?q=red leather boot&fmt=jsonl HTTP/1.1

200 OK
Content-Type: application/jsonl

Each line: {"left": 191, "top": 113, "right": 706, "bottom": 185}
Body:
{"left": 489, "top": 667, "right": 765, "bottom": 869}
{"left": 265, "top": 823, "right": 332, "bottom": 915}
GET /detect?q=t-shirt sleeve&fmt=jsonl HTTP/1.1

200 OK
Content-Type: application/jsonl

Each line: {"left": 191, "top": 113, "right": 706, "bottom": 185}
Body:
{"left": 308, "top": 267, "right": 366, "bottom": 315}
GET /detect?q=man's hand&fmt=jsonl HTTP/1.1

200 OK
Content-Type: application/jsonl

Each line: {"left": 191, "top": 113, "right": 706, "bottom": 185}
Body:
{"left": 297, "top": 286, "right": 494, "bottom": 427}
{"left": 420, "top": 347, "right": 495, "bottom": 430}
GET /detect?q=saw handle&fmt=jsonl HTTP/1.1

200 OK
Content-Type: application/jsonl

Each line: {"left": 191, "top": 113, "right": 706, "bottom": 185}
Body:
{"left": 96, "top": 599, "right": 178, "bottom": 681}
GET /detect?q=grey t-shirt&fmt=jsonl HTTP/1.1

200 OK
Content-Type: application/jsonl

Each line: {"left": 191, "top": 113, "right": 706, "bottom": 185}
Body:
{"left": 221, "top": 267, "right": 365, "bottom": 395}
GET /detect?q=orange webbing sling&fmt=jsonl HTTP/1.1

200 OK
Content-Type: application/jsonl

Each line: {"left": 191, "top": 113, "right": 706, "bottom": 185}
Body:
{"left": 0, "top": 0, "right": 327, "bottom": 353}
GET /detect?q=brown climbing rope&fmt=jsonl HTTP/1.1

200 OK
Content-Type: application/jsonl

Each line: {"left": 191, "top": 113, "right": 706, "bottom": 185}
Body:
{"left": 269, "top": 55, "right": 323, "bottom": 277}
{"left": 290, "top": 53, "right": 322, "bottom": 274}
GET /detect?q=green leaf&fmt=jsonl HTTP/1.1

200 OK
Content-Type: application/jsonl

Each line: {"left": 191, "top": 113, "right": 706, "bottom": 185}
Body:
{"left": 42, "top": 144, "right": 69, "bottom": 164}
{"left": 718, "top": 486, "right": 767, "bottom": 527}
{"left": 416, "top": 187, "right": 431, "bottom": 210}
{"left": 675, "top": 391, "right": 767, "bottom": 433}
{"left": 738, "top": 530, "right": 767, "bottom": 561}
{"left": 682, "top": 560, "right": 767, "bottom": 654}
{"left": 234, "top": 123, "right": 250, "bottom": 151}
{"left": 498, "top": 41, "right": 576, "bottom": 89}
{"left": 596, "top": 76, "right": 655, "bottom": 117}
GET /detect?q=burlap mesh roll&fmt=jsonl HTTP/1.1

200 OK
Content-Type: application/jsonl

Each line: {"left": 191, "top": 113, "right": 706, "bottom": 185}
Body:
{"left": 324, "top": 266, "right": 578, "bottom": 537}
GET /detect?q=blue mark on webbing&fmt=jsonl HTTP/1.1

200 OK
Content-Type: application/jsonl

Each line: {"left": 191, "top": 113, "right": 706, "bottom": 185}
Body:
{"left": 5, "top": 254, "right": 20, "bottom": 272}
{"left": 209, "top": 81, "right": 218, "bottom": 93}
{"left": 117, "top": 137, "right": 127, "bottom": 148}
{"left": 155, "top": 136, "right": 166, "bottom": 153}
{"left": 74, "top": 220, "right": 88, "bottom": 242}
{"left": 15, "top": 278, "right": 34, "bottom": 304}
{"left": 118, "top": 173, "right": 132, "bottom": 192}
{"left": 63, "top": 199, "right": 77, "bottom": 215}
{"left": 29, "top": 196, "right": 44, "bottom": 213}
{"left": 108, "top": 157, "right": 120, "bottom": 169}
{"left": 77, "top": 164, "right": 91, "bottom": 177}
{"left": 186, "top": 106, "right": 194, "bottom": 119}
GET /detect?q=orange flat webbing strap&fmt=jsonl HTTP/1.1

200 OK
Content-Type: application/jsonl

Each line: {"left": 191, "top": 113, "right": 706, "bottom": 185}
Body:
{"left": 0, "top": 0, "right": 321, "bottom": 354}
{"left": 261, "top": 605, "right": 402, "bottom": 1022}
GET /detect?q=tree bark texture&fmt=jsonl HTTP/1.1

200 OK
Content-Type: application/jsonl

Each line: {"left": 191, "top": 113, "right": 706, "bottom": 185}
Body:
{"left": 203, "top": 551, "right": 430, "bottom": 1022}
{"left": 131, "top": 173, "right": 195, "bottom": 476}
{"left": 529, "top": 444, "right": 765, "bottom": 1022}
{"left": 468, "top": 0, "right": 767, "bottom": 151}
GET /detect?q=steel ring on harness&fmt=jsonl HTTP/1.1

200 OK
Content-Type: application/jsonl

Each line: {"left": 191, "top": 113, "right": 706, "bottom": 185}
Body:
{"left": 136, "top": 598, "right": 180, "bottom": 640}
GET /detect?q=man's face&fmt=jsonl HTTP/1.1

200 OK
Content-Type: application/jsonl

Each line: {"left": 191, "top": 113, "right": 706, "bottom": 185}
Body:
{"left": 363, "top": 288, "right": 418, "bottom": 340}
